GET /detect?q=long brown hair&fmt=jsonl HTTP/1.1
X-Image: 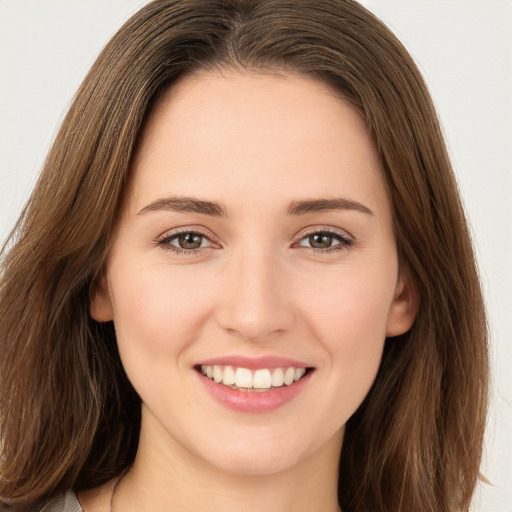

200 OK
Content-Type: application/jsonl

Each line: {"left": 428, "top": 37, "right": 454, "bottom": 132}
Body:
{"left": 0, "top": 1, "right": 488, "bottom": 511}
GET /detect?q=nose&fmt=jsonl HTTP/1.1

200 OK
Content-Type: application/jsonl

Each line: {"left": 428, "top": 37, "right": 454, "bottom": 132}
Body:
{"left": 215, "top": 243, "right": 295, "bottom": 343}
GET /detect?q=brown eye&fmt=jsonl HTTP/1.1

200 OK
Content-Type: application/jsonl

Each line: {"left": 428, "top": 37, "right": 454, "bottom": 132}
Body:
{"left": 158, "top": 231, "right": 212, "bottom": 252}
{"left": 297, "top": 230, "right": 352, "bottom": 252}
{"left": 308, "top": 233, "right": 334, "bottom": 249}
{"left": 175, "top": 233, "right": 204, "bottom": 250}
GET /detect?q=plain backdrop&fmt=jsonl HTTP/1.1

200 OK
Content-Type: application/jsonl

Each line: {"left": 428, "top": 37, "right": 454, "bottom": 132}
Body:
{"left": 0, "top": 1, "right": 511, "bottom": 510}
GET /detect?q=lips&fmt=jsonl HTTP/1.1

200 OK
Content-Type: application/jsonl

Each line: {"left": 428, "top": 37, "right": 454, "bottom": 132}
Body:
{"left": 194, "top": 356, "right": 314, "bottom": 412}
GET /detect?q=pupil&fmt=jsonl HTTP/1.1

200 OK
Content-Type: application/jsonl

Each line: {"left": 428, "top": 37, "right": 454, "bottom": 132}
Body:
{"left": 179, "top": 233, "right": 202, "bottom": 249}
{"left": 310, "top": 234, "right": 332, "bottom": 249}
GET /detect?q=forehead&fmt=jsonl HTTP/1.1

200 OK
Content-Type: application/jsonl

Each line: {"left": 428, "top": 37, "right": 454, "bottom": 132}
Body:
{"left": 128, "top": 69, "right": 388, "bottom": 218}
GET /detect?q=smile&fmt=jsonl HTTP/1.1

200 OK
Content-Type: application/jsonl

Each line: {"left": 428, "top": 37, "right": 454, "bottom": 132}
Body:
{"left": 194, "top": 358, "right": 315, "bottom": 413}
{"left": 198, "top": 364, "right": 309, "bottom": 391}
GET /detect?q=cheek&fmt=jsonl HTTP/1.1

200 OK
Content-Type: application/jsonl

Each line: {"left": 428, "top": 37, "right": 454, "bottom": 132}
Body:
{"left": 302, "top": 265, "right": 394, "bottom": 344}
{"left": 108, "top": 259, "right": 217, "bottom": 367}
{"left": 297, "top": 264, "right": 395, "bottom": 403}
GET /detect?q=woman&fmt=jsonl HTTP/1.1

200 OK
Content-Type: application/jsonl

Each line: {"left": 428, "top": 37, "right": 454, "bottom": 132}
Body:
{"left": 0, "top": 1, "right": 488, "bottom": 511}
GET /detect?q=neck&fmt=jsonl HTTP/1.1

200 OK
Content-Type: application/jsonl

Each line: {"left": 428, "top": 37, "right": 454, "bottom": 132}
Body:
{"left": 115, "top": 410, "right": 342, "bottom": 512}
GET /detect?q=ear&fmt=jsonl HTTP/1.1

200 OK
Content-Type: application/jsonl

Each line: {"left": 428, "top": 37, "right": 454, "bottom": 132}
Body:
{"left": 386, "top": 269, "right": 419, "bottom": 337}
{"left": 90, "top": 275, "right": 114, "bottom": 322}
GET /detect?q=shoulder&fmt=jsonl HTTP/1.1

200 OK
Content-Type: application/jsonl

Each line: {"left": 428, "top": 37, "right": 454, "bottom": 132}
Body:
{"left": 37, "top": 476, "right": 116, "bottom": 512}
{"left": 38, "top": 491, "right": 83, "bottom": 512}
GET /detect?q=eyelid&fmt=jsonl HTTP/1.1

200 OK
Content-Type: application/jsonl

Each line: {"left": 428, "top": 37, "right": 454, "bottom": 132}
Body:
{"left": 294, "top": 226, "right": 353, "bottom": 243}
{"left": 156, "top": 224, "right": 217, "bottom": 240}
{"left": 292, "top": 226, "right": 354, "bottom": 253}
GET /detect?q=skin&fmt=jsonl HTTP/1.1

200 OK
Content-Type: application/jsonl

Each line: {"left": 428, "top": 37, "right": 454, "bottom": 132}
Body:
{"left": 85, "top": 69, "right": 417, "bottom": 512}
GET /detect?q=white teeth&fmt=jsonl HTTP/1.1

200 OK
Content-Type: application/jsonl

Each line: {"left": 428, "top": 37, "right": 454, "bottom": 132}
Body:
{"left": 294, "top": 368, "right": 306, "bottom": 381}
{"left": 283, "top": 367, "right": 295, "bottom": 385}
{"left": 213, "top": 365, "right": 223, "bottom": 383}
{"left": 200, "top": 364, "right": 309, "bottom": 390}
{"left": 235, "top": 367, "right": 253, "bottom": 388}
{"left": 253, "top": 369, "right": 272, "bottom": 389}
{"left": 271, "top": 367, "right": 284, "bottom": 387}
{"left": 222, "top": 365, "right": 236, "bottom": 385}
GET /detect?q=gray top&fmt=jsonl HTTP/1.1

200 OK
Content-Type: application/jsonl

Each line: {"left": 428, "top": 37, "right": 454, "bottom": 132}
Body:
{"left": 39, "top": 491, "right": 83, "bottom": 512}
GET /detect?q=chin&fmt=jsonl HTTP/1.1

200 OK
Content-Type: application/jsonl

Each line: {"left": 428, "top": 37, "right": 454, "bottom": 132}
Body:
{"left": 207, "top": 449, "right": 303, "bottom": 477}
{"left": 193, "top": 428, "right": 322, "bottom": 477}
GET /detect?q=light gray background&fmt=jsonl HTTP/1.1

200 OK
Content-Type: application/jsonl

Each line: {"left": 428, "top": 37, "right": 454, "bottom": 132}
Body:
{"left": 0, "top": 1, "right": 510, "bottom": 510}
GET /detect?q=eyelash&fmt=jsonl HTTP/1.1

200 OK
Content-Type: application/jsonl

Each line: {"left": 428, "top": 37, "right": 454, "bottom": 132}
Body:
{"left": 156, "top": 227, "right": 353, "bottom": 256}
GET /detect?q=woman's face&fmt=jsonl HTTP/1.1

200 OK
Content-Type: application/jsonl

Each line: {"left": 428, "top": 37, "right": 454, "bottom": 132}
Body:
{"left": 91, "top": 70, "right": 416, "bottom": 476}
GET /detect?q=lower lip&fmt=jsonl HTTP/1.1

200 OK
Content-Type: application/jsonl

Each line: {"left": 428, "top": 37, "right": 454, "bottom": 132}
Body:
{"left": 196, "top": 370, "right": 313, "bottom": 413}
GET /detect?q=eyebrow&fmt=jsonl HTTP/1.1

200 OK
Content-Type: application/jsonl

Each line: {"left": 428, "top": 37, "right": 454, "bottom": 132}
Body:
{"left": 287, "top": 198, "right": 374, "bottom": 216}
{"left": 138, "top": 196, "right": 374, "bottom": 217}
{"left": 138, "top": 196, "right": 225, "bottom": 216}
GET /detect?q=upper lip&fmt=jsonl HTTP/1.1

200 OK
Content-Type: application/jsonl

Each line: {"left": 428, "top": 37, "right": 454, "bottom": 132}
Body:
{"left": 196, "top": 355, "right": 312, "bottom": 370}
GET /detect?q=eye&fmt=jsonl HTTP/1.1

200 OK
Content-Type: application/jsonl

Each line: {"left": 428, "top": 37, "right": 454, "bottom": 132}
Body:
{"left": 157, "top": 227, "right": 351, "bottom": 255}
{"left": 296, "top": 229, "right": 352, "bottom": 252}
{"left": 158, "top": 230, "right": 215, "bottom": 254}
